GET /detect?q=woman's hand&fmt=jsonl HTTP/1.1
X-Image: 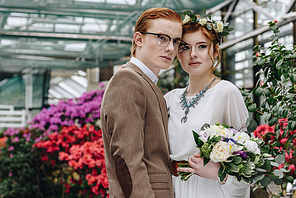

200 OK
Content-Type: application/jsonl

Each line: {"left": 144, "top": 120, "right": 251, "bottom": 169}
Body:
{"left": 177, "top": 153, "right": 223, "bottom": 181}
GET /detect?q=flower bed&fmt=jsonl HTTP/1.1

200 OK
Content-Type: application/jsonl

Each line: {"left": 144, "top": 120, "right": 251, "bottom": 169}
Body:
{"left": 0, "top": 88, "right": 108, "bottom": 198}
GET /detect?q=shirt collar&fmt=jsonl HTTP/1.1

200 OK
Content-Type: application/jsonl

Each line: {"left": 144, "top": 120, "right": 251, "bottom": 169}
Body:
{"left": 130, "top": 57, "right": 158, "bottom": 84}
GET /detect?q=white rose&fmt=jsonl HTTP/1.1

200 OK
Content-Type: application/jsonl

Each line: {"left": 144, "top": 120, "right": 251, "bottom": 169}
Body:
{"left": 215, "top": 21, "right": 224, "bottom": 33}
{"left": 210, "top": 142, "right": 232, "bottom": 163}
{"left": 199, "top": 18, "right": 207, "bottom": 26}
{"left": 244, "top": 140, "right": 260, "bottom": 154}
{"left": 183, "top": 15, "right": 191, "bottom": 24}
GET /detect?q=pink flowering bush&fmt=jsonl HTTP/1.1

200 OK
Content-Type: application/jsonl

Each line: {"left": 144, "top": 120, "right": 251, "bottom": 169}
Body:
{"left": 29, "top": 89, "right": 104, "bottom": 133}
{"left": 0, "top": 88, "right": 108, "bottom": 198}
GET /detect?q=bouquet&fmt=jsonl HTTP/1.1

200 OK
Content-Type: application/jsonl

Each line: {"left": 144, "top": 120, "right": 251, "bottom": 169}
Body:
{"left": 178, "top": 122, "right": 290, "bottom": 186}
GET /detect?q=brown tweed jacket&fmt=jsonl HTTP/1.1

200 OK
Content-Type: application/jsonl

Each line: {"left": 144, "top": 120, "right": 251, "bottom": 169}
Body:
{"left": 100, "top": 62, "right": 174, "bottom": 198}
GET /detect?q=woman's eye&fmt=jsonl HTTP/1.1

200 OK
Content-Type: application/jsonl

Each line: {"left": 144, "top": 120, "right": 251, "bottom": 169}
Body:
{"left": 181, "top": 45, "right": 190, "bottom": 51}
{"left": 198, "top": 45, "right": 207, "bottom": 49}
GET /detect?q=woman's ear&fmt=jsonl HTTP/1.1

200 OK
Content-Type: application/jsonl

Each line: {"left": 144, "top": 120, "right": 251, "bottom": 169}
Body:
{"left": 134, "top": 32, "right": 143, "bottom": 47}
{"left": 214, "top": 44, "right": 219, "bottom": 59}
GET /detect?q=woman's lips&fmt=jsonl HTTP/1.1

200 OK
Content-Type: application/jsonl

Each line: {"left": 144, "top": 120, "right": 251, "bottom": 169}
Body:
{"left": 189, "top": 61, "right": 201, "bottom": 66}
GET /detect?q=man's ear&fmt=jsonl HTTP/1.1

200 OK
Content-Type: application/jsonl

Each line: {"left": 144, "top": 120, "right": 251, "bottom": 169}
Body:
{"left": 134, "top": 32, "right": 143, "bottom": 47}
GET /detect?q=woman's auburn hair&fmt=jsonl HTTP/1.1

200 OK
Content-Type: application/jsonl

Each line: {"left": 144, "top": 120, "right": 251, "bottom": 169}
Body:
{"left": 131, "top": 7, "right": 182, "bottom": 57}
{"left": 182, "top": 22, "right": 221, "bottom": 72}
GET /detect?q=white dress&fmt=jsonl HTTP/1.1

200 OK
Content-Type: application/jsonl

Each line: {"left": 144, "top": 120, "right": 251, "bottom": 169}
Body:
{"left": 164, "top": 80, "right": 251, "bottom": 198}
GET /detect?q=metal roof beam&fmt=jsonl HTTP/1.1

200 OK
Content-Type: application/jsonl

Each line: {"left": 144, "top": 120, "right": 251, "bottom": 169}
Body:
{"left": 0, "top": 1, "right": 145, "bottom": 12}
{"left": 0, "top": 56, "right": 128, "bottom": 69}
{"left": 0, "top": 31, "right": 133, "bottom": 41}
{"left": 221, "top": 12, "right": 296, "bottom": 49}
{"left": 223, "top": 0, "right": 238, "bottom": 22}
{"left": 207, "top": 0, "right": 234, "bottom": 14}
{"left": 0, "top": 8, "right": 131, "bottom": 19}
{"left": 242, "top": 0, "right": 275, "bottom": 20}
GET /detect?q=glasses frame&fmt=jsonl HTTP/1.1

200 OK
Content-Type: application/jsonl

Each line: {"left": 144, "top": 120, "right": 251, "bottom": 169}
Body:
{"left": 140, "top": 32, "right": 183, "bottom": 52}
{"left": 178, "top": 41, "right": 192, "bottom": 53}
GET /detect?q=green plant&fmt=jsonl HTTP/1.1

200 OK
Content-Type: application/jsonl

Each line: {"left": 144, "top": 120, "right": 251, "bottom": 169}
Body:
{"left": 240, "top": 20, "right": 296, "bottom": 196}
{"left": 0, "top": 127, "right": 62, "bottom": 198}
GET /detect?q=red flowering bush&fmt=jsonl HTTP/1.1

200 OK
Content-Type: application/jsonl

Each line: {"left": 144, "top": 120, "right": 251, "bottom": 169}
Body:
{"left": 0, "top": 137, "right": 7, "bottom": 148}
{"left": 254, "top": 118, "right": 296, "bottom": 178}
{"left": 34, "top": 124, "right": 108, "bottom": 198}
{"left": 0, "top": 88, "right": 108, "bottom": 197}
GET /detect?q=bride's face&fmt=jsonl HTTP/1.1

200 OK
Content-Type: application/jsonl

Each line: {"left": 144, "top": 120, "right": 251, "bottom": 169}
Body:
{"left": 178, "top": 30, "right": 218, "bottom": 76}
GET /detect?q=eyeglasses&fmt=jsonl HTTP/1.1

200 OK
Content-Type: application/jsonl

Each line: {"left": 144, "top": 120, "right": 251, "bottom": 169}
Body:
{"left": 141, "top": 32, "right": 183, "bottom": 52}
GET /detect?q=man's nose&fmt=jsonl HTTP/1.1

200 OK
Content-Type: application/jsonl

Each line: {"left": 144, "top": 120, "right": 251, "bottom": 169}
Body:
{"left": 165, "top": 40, "right": 175, "bottom": 52}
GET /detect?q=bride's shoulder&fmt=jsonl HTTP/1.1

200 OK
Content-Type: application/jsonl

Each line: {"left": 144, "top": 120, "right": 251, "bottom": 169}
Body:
{"left": 217, "top": 80, "right": 242, "bottom": 95}
{"left": 164, "top": 88, "right": 185, "bottom": 100}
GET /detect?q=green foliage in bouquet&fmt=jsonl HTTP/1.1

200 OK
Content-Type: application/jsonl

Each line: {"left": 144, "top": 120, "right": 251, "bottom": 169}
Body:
{"left": 178, "top": 121, "right": 291, "bottom": 188}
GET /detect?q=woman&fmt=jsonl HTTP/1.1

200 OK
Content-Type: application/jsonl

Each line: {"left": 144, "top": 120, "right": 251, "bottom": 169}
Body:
{"left": 164, "top": 11, "right": 251, "bottom": 198}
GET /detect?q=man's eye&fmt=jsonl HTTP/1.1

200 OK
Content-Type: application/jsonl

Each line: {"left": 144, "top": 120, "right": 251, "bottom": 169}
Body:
{"left": 159, "top": 35, "right": 169, "bottom": 42}
{"left": 173, "top": 39, "right": 180, "bottom": 45}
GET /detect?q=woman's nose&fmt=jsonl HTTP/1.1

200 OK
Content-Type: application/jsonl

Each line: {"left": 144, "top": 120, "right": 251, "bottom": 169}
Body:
{"left": 190, "top": 47, "right": 198, "bottom": 59}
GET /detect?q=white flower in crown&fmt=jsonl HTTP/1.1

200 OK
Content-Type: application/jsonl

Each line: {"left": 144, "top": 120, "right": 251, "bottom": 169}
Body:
{"left": 199, "top": 18, "right": 207, "bottom": 26}
{"left": 215, "top": 21, "right": 224, "bottom": 33}
{"left": 183, "top": 15, "right": 191, "bottom": 24}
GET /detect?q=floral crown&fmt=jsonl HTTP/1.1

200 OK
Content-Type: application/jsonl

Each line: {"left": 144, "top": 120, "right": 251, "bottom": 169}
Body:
{"left": 180, "top": 9, "right": 234, "bottom": 41}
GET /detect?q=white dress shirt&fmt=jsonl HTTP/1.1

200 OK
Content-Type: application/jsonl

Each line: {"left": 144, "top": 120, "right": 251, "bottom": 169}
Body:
{"left": 130, "top": 57, "right": 158, "bottom": 84}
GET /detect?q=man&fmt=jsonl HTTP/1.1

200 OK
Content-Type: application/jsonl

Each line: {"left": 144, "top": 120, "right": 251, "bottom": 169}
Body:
{"left": 100, "top": 7, "right": 182, "bottom": 198}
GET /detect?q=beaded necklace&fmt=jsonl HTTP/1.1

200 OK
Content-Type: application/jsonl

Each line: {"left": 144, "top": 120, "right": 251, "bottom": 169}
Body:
{"left": 180, "top": 77, "right": 217, "bottom": 123}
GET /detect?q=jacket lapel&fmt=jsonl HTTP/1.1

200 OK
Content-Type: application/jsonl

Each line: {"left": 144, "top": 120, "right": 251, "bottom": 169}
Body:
{"left": 124, "top": 62, "right": 169, "bottom": 140}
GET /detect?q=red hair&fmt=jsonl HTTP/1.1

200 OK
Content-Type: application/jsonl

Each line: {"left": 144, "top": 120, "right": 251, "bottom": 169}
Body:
{"left": 131, "top": 8, "right": 182, "bottom": 56}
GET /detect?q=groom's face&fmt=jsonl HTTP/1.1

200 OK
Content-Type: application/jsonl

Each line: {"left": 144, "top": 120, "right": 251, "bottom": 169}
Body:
{"left": 139, "top": 18, "right": 182, "bottom": 75}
